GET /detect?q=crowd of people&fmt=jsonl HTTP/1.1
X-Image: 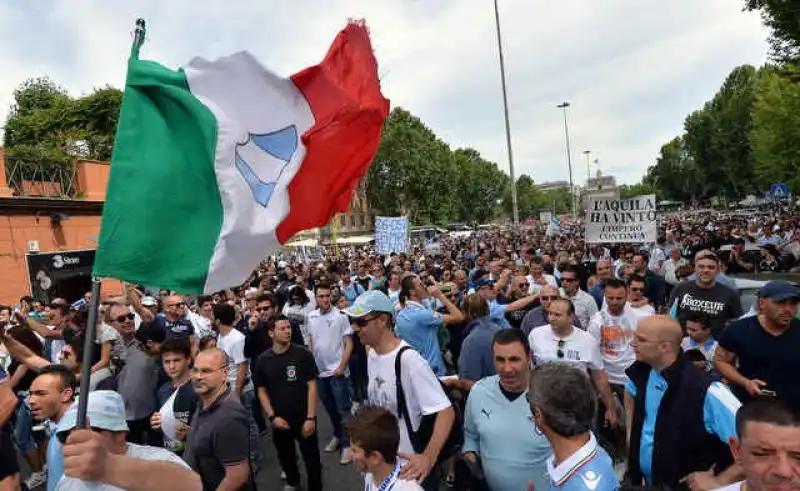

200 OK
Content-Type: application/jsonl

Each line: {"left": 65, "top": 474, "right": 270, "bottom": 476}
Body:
{"left": 0, "top": 209, "right": 799, "bottom": 491}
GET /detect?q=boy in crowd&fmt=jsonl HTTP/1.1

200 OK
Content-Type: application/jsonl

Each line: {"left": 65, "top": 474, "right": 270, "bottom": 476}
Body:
{"left": 346, "top": 405, "right": 423, "bottom": 491}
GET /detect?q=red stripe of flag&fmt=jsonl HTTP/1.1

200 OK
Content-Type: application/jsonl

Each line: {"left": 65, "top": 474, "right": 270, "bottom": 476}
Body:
{"left": 276, "top": 20, "right": 390, "bottom": 243}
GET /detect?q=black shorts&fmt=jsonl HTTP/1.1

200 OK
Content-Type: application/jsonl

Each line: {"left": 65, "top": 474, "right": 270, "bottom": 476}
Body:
{"left": 0, "top": 429, "right": 20, "bottom": 480}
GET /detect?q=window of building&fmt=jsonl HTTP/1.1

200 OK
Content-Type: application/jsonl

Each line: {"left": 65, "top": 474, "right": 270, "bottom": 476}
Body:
{"left": 339, "top": 215, "right": 347, "bottom": 227}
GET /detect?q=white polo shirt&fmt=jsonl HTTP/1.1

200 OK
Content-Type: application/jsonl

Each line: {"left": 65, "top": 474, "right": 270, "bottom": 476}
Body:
{"left": 529, "top": 324, "right": 603, "bottom": 373}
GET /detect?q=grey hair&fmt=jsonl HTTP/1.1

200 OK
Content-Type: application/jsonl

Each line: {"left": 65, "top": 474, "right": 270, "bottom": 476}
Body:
{"left": 527, "top": 363, "right": 596, "bottom": 437}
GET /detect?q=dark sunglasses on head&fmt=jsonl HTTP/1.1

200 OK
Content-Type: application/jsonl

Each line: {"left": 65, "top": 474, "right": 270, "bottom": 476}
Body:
{"left": 115, "top": 313, "right": 135, "bottom": 323}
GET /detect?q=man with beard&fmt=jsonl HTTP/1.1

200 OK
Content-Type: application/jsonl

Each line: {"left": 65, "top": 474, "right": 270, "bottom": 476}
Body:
{"left": 184, "top": 348, "right": 253, "bottom": 491}
{"left": 716, "top": 281, "right": 800, "bottom": 409}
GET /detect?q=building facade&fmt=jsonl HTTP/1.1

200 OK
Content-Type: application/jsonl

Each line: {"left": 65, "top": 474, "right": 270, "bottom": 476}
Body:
{"left": 0, "top": 147, "right": 121, "bottom": 305}
{"left": 581, "top": 170, "right": 619, "bottom": 209}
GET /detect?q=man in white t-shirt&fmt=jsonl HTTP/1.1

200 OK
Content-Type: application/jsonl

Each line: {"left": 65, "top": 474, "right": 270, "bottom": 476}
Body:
{"left": 529, "top": 298, "right": 618, "bottom": 429}
{"left": 345, "top": 291, "right": 454, "bottom": 491}
{"left": 307, "top": 283, "right": 354, "bottom": 464}
{"left": 55, "top": 390, "right": 201, "bottom": 491}
{"left": 211, "top": 304, "right": 251, "bottom": 399}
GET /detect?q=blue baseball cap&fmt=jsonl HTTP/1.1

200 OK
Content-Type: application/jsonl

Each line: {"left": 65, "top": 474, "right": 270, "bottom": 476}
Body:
{"left": 57, "top": 390, "right": 129, "bottom": 435}
{"left": 758, "top": 281, "right": 800, "bottom": 302}
{"left": 475, "top": 278, "right": 495, "bottom": 288}
{"left": 344, "top": 290, "right": 395, "bottom": 318}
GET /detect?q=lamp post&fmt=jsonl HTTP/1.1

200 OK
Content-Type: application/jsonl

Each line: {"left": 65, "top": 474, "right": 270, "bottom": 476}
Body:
{"left": 557, "top": 101, "right": 576, "bottom": 219}
{"left": 583, "top": 150, "right": 591, "bottom": 183}
{"left": 493, "top": 0, "right": 518, "bottom": 224}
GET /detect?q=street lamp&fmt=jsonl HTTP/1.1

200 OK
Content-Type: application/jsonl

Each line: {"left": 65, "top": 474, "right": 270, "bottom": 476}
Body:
{"left": 493, "top": 0, "right": 519, "bottom": 225}
{"left": 583, "top": 150, "right": 591, "bottom": 183}
{"left": 557, "top": 101, "right": 576, "bottom": 220}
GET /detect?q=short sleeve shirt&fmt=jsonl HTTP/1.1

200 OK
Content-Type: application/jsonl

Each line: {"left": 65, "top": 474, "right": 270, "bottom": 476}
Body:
{"left": 529, "top": 325, "right": 603, "bottom": 372}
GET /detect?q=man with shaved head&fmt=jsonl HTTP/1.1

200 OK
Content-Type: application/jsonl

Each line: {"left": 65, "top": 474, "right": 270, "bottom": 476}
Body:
{"left": 624, "top": 315, "right": 742, "bottom": 491}
{"left": 184, "top": 349, "right": 254, "bottom": 490}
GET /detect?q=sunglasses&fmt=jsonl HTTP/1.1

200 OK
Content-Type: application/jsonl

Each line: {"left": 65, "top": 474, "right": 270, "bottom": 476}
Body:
{"left": 256, "top": 306, "right": 272, "bottom": 312}
{"left": 168, "top": 302, "right": 186, "bottom": 308}
{"left": 557, "top": 339, "right": 566, "bottom": 359}
{"left": 115, "top": 313, "right": 135, "bottom": 323}
{"left": 540, "top": 296, "right": 557, "bottom": 301}
{"left": 353, "top": 314, "right": 379, "bottom": 327}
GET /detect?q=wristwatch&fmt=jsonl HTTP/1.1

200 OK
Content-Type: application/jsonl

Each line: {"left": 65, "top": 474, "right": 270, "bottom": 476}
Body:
{"left": 268, "top": 414, "right": 276, "bottom": 422}
{"left": 305, "top": 416, "right": 316, "bottom": 422}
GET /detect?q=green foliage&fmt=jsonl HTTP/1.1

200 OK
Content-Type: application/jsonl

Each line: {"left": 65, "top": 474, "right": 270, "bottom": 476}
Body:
{"left": 367, "top": 107, "right": 514, "bottom": 225}
{"left": 618, "top": 182, "right": 657, "bottom": 199}
{"left": 3, "top": 77, "right": 123, "bottom": 186}
{"left": 750, "top": 67, "right": 800, "bottom": 191}
{"left": 645, "top": 65, "right": 769, "bottom": 202}
{"left": 744, "top": 0, "right": 800, "bottom": 63}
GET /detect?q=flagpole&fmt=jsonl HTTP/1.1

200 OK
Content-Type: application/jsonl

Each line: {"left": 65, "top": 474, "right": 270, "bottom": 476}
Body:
{"left": 75, "top": 278, "right": 102, "bottom": 427}
{"left": 76, "top": 17, "right": 146, "bottom": 428}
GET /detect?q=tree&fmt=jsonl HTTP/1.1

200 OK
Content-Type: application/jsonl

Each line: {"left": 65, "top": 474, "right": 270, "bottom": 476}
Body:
{"left": 3, "top": 77, "right": 123, "bottom": 191}
{"left": 618, "top": 182, "right": 657, "bottom": 199}
{"left": 745, "top": 0, "right": 800, "bottom": 62}
{"left": 750, "top": 67, "right": 800, "bottom": 192}
{"left": 452, "top": 148, "right": 508, "bottom": 224}
{"left": 647, "top": 65, "right": 761, "bottom": 202}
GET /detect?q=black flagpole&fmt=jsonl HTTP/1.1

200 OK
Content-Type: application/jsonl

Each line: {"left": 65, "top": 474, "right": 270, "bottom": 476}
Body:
{"left": 75, "top": 277, "right": 102, "bottom": 428}
{"left": 75, "top": 17, "right": 146, "bottom": 428}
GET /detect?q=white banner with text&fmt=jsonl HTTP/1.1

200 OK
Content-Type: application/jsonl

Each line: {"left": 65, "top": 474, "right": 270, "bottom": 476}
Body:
{"left": 585, "top": 194, "right": 657, "bottom": 243}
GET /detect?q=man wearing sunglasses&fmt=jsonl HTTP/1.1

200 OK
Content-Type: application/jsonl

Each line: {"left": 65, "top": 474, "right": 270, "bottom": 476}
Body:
{"left": 111, "top": 308, "right": 165, "bottom": 446}
{"left": 345, "top": 291, "right": 455, "bottom": 491}
{"left": 55, "top": 390, "right": 201, "bottom": 491}
{"left": 520, "top": 286, "right": 583, "bottom": 338}
{"left": 529, "top": 298, "right": 618, "bottom": 429}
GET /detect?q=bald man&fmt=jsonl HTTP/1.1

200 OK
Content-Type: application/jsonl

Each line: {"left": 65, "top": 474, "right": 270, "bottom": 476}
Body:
{"left": 624, "top": 316, "right": 742, "bottom": 491}
{"left": 183, "top": 349, "right": 254, "bottom": 491}
{"left": 519, "top": 285, "right": 582, "bottom": 336}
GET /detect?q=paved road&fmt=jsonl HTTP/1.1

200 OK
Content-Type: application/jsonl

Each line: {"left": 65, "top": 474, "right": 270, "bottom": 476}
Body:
{"left": 254, "top": 404, "right": 364, "bottom": 490}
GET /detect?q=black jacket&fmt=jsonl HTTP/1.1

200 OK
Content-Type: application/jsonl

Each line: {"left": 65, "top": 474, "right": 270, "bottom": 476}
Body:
{"left": 626, "top": 356, "right": 733, "bottom": 490}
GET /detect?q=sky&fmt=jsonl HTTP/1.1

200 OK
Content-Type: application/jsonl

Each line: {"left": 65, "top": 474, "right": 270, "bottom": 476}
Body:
{"left": 0, "top": 0, "right": 769, "bottom": 186}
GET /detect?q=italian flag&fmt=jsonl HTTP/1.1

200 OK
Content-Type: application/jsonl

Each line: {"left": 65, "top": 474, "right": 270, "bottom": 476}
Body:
{"left": 93, "top": 20, "right": 389, "bottom": 294}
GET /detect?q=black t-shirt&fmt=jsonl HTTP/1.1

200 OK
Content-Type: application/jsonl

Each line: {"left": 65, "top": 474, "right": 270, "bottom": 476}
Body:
{"left": 668, "top": 281, "right": 743, "bottom": 337}
{"left": 158, "top": 317, "right": 194, "bottom": 340}
{"left": 155, "top": 380, "right": 201, "bottom": 454}
{"left": 243, "top": 323, "right": 272, "bottom": 363}
{"left": 253, "top": 345, "right": 317, "bottom": 423}
{"left": 719, "top": 317, "right": 800, "bottom": 408}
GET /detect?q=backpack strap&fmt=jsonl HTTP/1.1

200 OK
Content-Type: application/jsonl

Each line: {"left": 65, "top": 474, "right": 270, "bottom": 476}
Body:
{"left": 394, "top": 346, "right": 417, "bottom": 449}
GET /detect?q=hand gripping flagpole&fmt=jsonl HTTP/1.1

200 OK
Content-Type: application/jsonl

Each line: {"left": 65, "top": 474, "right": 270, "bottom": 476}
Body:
{"left": 76, "top": 17, "right": 146, "bottom": 429}
{"left": 75, "top": 278, "right": 103, "bottom": 428}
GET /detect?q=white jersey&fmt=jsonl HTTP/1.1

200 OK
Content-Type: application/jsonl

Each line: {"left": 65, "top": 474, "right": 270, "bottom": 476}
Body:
{"left": 586, "top": 307, "right": 638, "bottom": 385}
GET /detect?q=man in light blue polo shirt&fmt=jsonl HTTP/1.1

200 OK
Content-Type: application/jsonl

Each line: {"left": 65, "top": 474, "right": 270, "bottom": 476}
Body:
{"left": 395, "top": 275, "right": 464, "bottom": 376}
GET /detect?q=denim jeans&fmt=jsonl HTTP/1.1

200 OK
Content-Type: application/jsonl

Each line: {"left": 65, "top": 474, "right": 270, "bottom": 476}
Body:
{"left": 12, "top": 396, "right": 36, "bottom": 453}
{"left": 240, "top": 389, "right": 263, "bottom": 463}
{"left": 316, "top": 376, "right": 352, "bottom": 446}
